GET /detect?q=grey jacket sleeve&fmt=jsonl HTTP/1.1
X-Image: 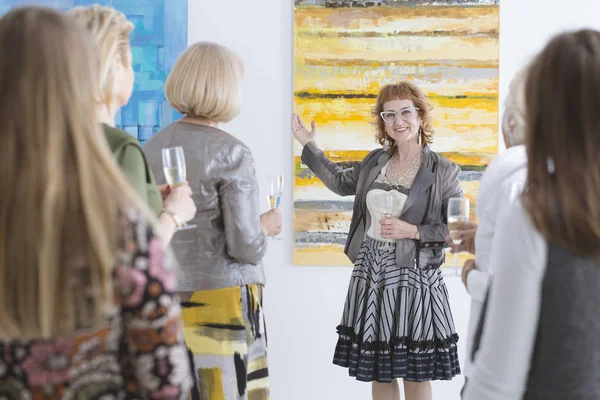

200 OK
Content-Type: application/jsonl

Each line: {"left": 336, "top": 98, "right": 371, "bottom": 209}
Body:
{"left": 300, "top": 141, "right": 361, "bottom": 196}
{"left": 219, "top": 147, "right": 267, "bottom": 265}
{"left": 417, "top": 162, "right": 463, "bottom": 244}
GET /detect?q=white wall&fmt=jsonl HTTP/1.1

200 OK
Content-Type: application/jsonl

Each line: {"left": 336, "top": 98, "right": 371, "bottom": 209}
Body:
{"left": 187, "top": 1, "right": 600, "bottom": 399}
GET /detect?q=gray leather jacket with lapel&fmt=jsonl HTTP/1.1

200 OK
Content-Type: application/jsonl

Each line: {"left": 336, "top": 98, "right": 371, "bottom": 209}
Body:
{"left": 301, "top": 141, "right": 463, "bottom": 269}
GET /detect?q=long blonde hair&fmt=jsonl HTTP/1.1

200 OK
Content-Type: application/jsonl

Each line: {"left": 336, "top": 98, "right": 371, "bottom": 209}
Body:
{"left": 67, "top": 5, "right": 133, "bottom": 105}
{"left": 0, "top": 7, "right": 146, "bottom": 338}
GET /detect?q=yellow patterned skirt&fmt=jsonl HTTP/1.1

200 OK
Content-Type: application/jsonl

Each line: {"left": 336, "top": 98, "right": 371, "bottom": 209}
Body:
{"left": 180, "top": 285, "right": 269, "bottom": 400}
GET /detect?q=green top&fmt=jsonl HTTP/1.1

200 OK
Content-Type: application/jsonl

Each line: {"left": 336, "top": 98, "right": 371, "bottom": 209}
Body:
{"left": 103, "top": 124, "right": 162, "bottom": 215}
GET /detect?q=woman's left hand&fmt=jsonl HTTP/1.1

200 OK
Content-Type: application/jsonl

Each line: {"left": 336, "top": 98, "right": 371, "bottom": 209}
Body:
{"left": 380, "top": 217, "right": 418, "bottom": 240}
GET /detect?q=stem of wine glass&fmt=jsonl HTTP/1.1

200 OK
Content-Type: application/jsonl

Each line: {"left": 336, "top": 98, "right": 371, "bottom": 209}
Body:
{"left": 454, "top": 252, "right": 459, "bottom": 276}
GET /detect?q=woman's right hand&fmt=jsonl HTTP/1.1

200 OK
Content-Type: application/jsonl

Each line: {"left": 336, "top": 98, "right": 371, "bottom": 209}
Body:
{"left": 162, "top": 183, "right": 197, "bottom": 225}
{"left": 291, "top": 113, "right": 316, "bottom": 146}
{"left": 260, "top": 208, "right": 282, "bottom": 236}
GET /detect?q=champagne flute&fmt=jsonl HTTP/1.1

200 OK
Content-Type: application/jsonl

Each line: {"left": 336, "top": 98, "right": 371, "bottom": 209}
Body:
{"left": 379, "top": 192, "right": 395, "bottom": 250}
{"left": 447, "top": 197, "right": 470, "bottom": 276}
{"left": 162, "top": 146, "right": 196, "bottom": 231}
{"left": 266, "top": 174, "right": 284, "bottom": 240}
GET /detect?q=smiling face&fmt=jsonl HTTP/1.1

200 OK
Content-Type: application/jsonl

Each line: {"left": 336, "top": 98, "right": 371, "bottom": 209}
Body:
{"left": 381, "top": 99, "right": 422, "bottom": 145}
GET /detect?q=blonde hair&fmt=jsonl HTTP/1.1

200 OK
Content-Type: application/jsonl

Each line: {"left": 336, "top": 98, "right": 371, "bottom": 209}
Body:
{"left": 165, "top": 42, "right": 244, "bottom": 122}
{"left": 503, "top": 67, "right": 528, "bottom": 146}
{"left": 372, "top": 82, "right": 434, "bottom": 153}
{"left": 0, "top": 7, "right": 146, "bottom": 339}
{"left": 67, "top": 5, "right": 133, "bottom": 105}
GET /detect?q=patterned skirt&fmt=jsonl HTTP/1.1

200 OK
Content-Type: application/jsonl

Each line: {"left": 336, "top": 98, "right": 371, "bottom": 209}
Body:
{"left": 333, "top": 236, "right": 460, "bottom": 383}
{"left": 180, "top": 285, "right": 269, "bottom": 400}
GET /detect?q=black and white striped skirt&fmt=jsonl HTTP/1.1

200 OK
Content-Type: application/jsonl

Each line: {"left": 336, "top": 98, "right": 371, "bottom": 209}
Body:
{"left": 333, "top": 236, "right": 461, "bottom": 382}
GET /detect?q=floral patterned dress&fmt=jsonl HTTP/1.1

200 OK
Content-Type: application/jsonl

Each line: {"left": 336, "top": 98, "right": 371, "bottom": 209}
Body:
{"left": 0, "top": 209, "right": 192, "bottom": 400}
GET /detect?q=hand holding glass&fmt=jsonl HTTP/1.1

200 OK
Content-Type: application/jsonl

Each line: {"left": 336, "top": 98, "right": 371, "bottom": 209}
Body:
{"left": 266, "top": 174, "right": 284, "bottom": 240}
{"left": 447, "top": 197, "right": 470, "bottom": 275}
{"left": 162, "top": 146, "right": 196, "bottom": 231}
{"left": 379, "top": 193, "right": 395, "bottom": 250}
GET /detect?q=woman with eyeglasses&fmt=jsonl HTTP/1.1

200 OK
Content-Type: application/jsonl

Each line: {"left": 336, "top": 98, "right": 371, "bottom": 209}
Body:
{"left": 292, "top": 81, "right": 463, "bottom": 400}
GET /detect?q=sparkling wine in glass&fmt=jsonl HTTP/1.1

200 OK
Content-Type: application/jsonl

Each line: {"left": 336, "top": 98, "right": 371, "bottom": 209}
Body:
{"left": 161, "top": 146, "right": 196, "bottom": 231}
{"left": 266, "top": 174, "right": 284, "bottom": 240}
{"left": 447, "top": 197, "right": 470, "bottom": 275}
{"left": 379, "top": 192, "right": 395, "bottom": 251}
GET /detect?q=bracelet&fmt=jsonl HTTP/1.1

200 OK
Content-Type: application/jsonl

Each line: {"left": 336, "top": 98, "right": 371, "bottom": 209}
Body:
{"left": 413, "top": 229, "right": 420, "bottom": 240}
{"left": 162, "top": 209, "right": 180, "bottom": 228}
{"left": 462, "top": 262, "right": 475, "bottom": 287}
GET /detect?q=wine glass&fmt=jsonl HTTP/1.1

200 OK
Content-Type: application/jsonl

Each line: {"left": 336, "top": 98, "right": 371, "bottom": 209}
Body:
{"left": 447, "top": 197, "right": 470, "bottom": 276}
{"left": 266, "top": 174, "right": 284, "bottom": 240}
{"left": 379, "top": 192, "right": 395, "bottom": 250}
{"left": 161, "top": 146, "right": 196, "bottom": 231}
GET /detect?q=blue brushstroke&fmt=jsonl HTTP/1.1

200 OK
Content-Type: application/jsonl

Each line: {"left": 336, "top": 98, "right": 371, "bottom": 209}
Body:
{"left": 0, "top": 0, "right": 187, "bottom": 143}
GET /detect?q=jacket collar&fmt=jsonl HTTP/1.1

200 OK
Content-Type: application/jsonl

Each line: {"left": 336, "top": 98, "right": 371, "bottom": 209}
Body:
{"left": 400, "top": 145, "right": 435, "bottom": 216}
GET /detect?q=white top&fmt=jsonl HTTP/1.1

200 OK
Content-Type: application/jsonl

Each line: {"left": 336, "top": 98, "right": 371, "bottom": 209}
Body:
{"left": 364, "top": 161, "right": 415, "bottom": 241}
{"left": 462, "top": 200, "right": 547, "bottom": 400}
{"left": 463, "top": 145, "right": 527, "bottom": 376}
{"left": 365, "top": 189, "right": 406, "bottom": 241}
{"left": 469, "top": 144, "right": 528, "bottom": 301}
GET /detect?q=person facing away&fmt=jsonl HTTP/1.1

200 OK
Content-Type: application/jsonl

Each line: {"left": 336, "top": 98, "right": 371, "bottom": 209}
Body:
{"left": 143, "top": 42, "right": 281, "bottom": 400}
{"left": 68, "top": 5, "right": 196, "bottom": 244}
{"left": 463, "top": 29, "right": 600, "bottom": 400}
{"left": 0, "top": 7, "right": 191, "bottom": 400}
{"left": 292, "top": 81, "right": 463, "bottom": 400}
{"left": 452, "top": 67, "right": 529, "bottom": 378}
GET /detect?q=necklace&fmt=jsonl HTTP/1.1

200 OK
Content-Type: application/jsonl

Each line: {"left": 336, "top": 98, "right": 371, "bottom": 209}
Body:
{"left": 385, "top": 148, "right": 423, "bottom": 187}
{"left": 182, "top": 116, "right": 218, "bottom": 128}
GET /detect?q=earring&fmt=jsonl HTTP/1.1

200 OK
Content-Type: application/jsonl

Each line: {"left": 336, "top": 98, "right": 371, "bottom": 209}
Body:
{"left": 383, "top": 137, "right": 389, "bottom": 151}
{"left": 418, "top": 127, "right": 422, "bottom": 145}
{"left": 547, "top": 157, "right": 555, "bottom": 174}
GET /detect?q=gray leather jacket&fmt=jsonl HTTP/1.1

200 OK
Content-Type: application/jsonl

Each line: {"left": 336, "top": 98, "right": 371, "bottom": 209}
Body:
{"left": 144, "top": 121, "right": 267, "bottom": 291}
{"left": 301, "top": 141, "right": 463, "bottom": 269}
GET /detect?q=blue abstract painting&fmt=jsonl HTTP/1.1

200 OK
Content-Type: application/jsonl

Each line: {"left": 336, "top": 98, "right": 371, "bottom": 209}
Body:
{"left": 0, "top": 0, "right": 188, "bottom": 143}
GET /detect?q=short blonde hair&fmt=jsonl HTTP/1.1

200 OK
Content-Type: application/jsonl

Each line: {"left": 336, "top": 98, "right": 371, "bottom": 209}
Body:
{"left": 165, "top": 42, "right": 244, "bottom": 122}
{"left": 68, "top": 5, "right": 133, "bottom": 105}
{"left": 503, "top": 66, "right": 528, "bottom": 146}
{"left": 372, "top": 82, "right": 434, "bottom": 152}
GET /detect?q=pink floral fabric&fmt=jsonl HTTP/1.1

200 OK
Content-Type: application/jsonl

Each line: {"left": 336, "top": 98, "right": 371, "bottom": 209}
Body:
{"left": 0, "top": 210, "right": 192, "bottom": 400}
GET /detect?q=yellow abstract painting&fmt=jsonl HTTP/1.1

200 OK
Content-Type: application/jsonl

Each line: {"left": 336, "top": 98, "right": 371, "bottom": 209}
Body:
{"left": 293, "top": 0, "right": 500, "bottom": 266}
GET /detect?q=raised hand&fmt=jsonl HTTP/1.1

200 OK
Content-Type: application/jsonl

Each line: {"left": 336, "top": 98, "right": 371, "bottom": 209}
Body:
{"left": 291, "top": 113, "right": 316, "bottom": 146}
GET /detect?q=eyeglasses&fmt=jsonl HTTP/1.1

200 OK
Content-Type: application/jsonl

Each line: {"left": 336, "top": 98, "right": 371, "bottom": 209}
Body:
{"left": 380, "top": 107, "right": 420, "bottom": 124}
